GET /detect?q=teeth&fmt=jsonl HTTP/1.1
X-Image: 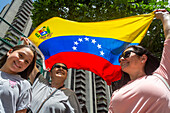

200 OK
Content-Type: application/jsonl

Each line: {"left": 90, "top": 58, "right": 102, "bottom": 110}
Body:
{"left": 58, "top": 74, "right": 62, "bottom": 76}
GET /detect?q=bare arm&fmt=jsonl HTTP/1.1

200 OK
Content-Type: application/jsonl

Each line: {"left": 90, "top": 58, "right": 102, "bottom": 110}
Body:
{"left": 155, "top": 9, "right": 170, "bottom": 39}
{"left": 29, "top": 65, "right": 40, "bottom": 84}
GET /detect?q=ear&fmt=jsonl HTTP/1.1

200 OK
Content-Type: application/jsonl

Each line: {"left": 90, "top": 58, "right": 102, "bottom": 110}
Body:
{"left": 141, "top": 54, "right": 147, "bottom": 63}
{"left": 7, "top": 49, "right": 13, "bottom": 56}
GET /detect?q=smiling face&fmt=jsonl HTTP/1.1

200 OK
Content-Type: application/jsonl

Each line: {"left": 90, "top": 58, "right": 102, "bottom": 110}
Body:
{"left": 50, "top": 63, "right": 68, "bottom": 82}
{"left": 4, "top": 47, "right": 34, "bottom": 74}
{"left": 119, "top": 47, "right": 145, "bottom": 76}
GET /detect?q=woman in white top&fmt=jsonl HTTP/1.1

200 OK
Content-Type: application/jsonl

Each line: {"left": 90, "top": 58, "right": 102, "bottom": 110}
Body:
{"left": 0, "top": 44, "right": 37, "bottom": 113}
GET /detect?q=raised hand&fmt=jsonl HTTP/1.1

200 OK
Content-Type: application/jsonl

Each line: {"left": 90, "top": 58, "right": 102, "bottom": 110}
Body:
{"left": 20, "top": 36, "right": 30, "bottom": 45}
{"left": 155, "top": 9, "right": 170, "bottom": 39}
{"left": 155, "top": 9, "right": 169, "bottom": 20}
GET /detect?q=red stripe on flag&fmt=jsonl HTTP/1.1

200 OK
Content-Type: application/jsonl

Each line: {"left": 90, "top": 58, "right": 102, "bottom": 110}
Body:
{"left": 45, "top": 52, "right": 122, "bottom": 85}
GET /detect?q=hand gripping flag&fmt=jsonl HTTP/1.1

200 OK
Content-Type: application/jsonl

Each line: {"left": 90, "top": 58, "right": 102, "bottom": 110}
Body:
{"left": 28, "top": 11, "right": 155, "bottom": 85}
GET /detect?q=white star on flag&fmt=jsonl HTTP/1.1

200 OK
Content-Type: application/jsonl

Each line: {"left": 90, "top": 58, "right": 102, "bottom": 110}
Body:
{"left": 84, "top": 37, "right": 89, "bottom": 41}
{"left": 78, "top": 38, "right": 83, "bottom": 42}
{"left": 100, "top": 51, "right": 104, "bottom": 56}
{"left": 97, "top": 44, "right": 102, "bottom": 49}
{"left": 72, "top": 38, "right": 105, "bottom": 56}
{"left": 91, "top": 39, "right": 96, "bottom": 44}
{"left": 74, "top": 41, "right": 79, "bottom": 45}
{"left": 72, "top": 46, "right": 77, "bottom": 50}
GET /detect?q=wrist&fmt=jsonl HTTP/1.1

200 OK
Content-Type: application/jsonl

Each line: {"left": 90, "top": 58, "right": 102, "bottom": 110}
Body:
{"left": 162, "top": 14, "right": 170, "bottom": 21}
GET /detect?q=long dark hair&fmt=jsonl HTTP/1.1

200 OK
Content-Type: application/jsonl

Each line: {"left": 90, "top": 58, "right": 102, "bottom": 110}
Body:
{"left": 112, "top": 45, "right": 160, "bottom": 92}
{"left": 0, "top": 45, "right": 37, "bottom": 79}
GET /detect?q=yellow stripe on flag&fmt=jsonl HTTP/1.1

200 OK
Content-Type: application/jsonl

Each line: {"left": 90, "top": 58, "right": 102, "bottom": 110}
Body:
{"left": 29, "top": 11, "right": 155, "bottom": 47}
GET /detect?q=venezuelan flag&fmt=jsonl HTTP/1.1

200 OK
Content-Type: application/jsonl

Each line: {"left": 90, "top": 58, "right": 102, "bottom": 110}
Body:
{"left": 28, "top": 12, "right": 155, "bottom": 85}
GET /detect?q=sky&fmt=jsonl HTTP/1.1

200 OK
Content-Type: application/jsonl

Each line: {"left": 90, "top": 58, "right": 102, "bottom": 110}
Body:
{"left": 0, "top": 0, "right": 35, "bottom": 12}
{"left": 0, "top": 0, "right": 12, "bottom": 12}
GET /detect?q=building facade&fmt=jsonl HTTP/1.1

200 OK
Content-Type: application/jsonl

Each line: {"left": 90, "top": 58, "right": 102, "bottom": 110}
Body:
{"left": 0, "top": 0, "right": 112, "bottom": 112}
{"left": 0, "top": 0, "right": 33, "bottom": 57}
{"left": 64, "top": 69, "right": 112, "bottom": 113}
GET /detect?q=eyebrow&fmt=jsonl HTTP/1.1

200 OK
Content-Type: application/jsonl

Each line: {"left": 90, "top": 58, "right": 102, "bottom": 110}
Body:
{"left": 19, "top": 52, "right": 32, "bottom": 62}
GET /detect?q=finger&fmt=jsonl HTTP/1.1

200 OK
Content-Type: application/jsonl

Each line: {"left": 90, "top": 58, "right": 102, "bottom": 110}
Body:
{"left": 21, "top": 37, "right": 29, "bottom": 45}
{"left": 20, "top": 36, "right": 24, "bottom": 41}
{"left": 155, "top": 9, "right": 169, "bottom": 15}
{"left": 155, "top": 11, "right": 169, "bottom": 14}
{"left": 24, "top": 39, "right": 30, "bottom": 45}
{"left": 155, "top": 9, "right": 167, "bottom": 12}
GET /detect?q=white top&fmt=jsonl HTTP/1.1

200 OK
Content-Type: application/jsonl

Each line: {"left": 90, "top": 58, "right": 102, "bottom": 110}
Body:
{"left": 0, "top": 71, "right": 32, "bottom": 113}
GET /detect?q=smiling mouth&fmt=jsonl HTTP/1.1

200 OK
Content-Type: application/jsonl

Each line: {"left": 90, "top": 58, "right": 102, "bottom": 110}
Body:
{"left": 14, "top": 61, "right": 21, "bottom": 68}
{"left": 56, "top": 70, "right": 65, "bottom": 75}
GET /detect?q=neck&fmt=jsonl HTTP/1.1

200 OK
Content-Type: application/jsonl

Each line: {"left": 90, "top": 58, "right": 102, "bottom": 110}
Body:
{"left": 0, "top": 66, "right": 15, "bottom": 75}
{"left": 129, "top": 71, "right": 146, "bottom": 80}
{"left": 51, "top": 80, "right": 64, "bottom": 89}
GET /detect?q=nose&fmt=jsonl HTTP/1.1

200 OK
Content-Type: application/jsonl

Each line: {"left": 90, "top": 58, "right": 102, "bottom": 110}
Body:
{"left": 60, "top": 67, "right": 63, "bottom": 69}
{"left": 119, "top": 57, "right": 125, "bottom": 63}
{"left": 19, "top": 59, "right": 25, "bottom": 63}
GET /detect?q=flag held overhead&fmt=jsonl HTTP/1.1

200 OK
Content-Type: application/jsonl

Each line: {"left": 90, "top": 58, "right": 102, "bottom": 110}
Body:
{"left": 28, "top": 11, "right": 155, "bottom": 85}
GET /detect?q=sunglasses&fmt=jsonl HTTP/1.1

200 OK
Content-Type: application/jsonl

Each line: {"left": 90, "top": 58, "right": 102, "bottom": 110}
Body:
{"left": 119, "top": 50, "right": 138, "bottom": 62}
{"left": 53, "top": 65, "right": 68, "bottom": 71}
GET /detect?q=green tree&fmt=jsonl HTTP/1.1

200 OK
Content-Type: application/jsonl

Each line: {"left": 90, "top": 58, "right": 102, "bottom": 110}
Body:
{"left": 31, "top": 0, "right": 170, "bottom": 58}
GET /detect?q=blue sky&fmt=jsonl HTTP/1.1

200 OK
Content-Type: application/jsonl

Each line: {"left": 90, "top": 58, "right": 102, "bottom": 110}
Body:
{"left": 0, "top": 0, "right": 35, "bottom": 12}
{"left": 0, "top": 0, "right": 12, "bottom": 12}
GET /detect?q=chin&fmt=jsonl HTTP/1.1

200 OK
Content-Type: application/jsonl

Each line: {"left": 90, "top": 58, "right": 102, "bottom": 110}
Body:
{"left": 121, "top": 63, "right": 129, "bottom": 71}
{"left": 121, "top": 66, "right": 126, "bottom": 70}
{"left": 121, "top": 67, "right": 129, "bottom": 73}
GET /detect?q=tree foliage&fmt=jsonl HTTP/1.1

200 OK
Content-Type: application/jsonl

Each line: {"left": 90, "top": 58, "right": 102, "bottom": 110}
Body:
{"left": 31, "top": 0, "right": 170, "bottom": 59}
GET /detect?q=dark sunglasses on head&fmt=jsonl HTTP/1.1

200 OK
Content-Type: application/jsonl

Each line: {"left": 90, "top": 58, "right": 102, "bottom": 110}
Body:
{"left": 54, "top": 65, "right": 68, "bottom": 71}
